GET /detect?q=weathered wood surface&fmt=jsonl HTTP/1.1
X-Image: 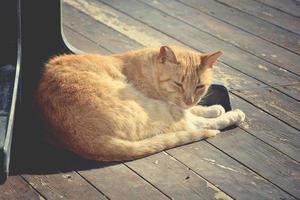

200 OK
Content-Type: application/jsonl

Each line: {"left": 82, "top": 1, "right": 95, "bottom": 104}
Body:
{"left": 98, "top": 0, "right": 300, "bottom": 87}
{"left": 23, "top": 172, "right": 108, "bottom": 200}
{"left": 63, "top": 25, "right": 109, "bottom": 54}
{"left": 63, "top": 2, "right": 263, "bottom": 91}
{"left": 63, "top": 5, "right": 142, "bottom": 53}
{"left": 217, "top": 0, "right": 300, "bottom": 34}
{"left": 126, "top": 153, "right": 233, "bottom": 200}
{"left": 176, "top": 0, "right": 300, "bottom": 55}
{"left": 140, "top": 0, "right": 300, "bottom": 75}
{"left": 207, "top": 128, "right": 300, "bottom": 198}
{"left": 230, "top": 94, "right": 300, "bottom": 162}
{"left": 233, "top": 87, "right": 300, "bottom": 130}
{"left": 0, "top": 176, "right": 43, "bottom": 200}
{"left": 168, "top": 142, "right": 296, "bottom": 200}
{"left": 2, "top": 1, "right": 300, "bottom": 200}
{"left": 255, "top": 0, "right": 300, "bottom": 17}
{"left": 79, "top": 164, "right": 170, "bottom": 200}
{"left": 274, "top": 83, "right": 300, "bottom": 101}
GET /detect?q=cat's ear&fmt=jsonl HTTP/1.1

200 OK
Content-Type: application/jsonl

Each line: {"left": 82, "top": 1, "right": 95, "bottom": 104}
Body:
{"left": 201, "top": 51, "right": 222, "bottom": 68}
{"left": 158, "top": 46, "right": 178, "bottom": 64}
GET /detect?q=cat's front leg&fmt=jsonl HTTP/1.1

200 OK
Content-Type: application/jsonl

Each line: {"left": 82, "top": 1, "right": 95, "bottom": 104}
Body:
{"left": 190, "top": 105, "right": 225, "bottom": 118}
{"left": 203, "top": 109, "right": 246, "bottom": 130}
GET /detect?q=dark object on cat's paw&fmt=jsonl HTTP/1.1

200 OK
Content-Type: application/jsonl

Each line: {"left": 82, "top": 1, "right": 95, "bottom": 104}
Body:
{"left": 201, "top": 84, "right": 232, "bottom": 112}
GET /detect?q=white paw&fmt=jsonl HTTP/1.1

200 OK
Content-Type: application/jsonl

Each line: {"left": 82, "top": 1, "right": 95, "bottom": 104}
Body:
{"left": 232, "top": 109, "right": 246, "bottom": 123}
{"left": 211, "top": 105, "right": 226, "bottom": 117}
{"left": 204, "top": 129, "right": 220, "bottom": 138}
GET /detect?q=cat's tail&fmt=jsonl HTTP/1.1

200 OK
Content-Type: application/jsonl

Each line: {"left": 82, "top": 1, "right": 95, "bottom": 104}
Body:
{"left": 83, "top": 129, "right": 219, "bottom": 161}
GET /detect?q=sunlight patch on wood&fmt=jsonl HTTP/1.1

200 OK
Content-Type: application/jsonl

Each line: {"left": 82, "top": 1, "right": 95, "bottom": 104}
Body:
{"left": 206, "top": 181, "right": 233, "bottom": 200}
{"left": 65, "top": 0, "right": 162, "bottom": 47}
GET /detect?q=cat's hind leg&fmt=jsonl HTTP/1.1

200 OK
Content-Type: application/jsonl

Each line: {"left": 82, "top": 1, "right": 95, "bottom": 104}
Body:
{"left": 190, "top": 105, "right": 225, "bottom": 118}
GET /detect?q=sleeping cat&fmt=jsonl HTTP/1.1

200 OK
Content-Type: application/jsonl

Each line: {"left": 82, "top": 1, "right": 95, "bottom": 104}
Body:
{"left": 36, "top": 45, "right": 245, "bottom": 161}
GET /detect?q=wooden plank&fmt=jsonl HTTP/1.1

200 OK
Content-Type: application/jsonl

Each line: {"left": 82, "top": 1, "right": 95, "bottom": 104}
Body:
{"left": 96, "top": 0, "right": 300, "bottom": 86}
{"left": 63, "top": 25, "right": 109, "bottom": 54}
{"left": 168, "top": 142, "right": 296, "bottom": 200}
{"left": 140, "top": 0, "right": 300, "bottom": 75}
{"left": 255, "top": 0, "right": 300, "bottom": 17}
{"left": 232, "top": 87, "right": 300, "bottom": 130}
{"left": 274, "top": 83, "right": 300, "bottom": 101}
{"left": 78, "top": 164, "right": 170, "bottom": 200}
{"left": 64, "top": 0, "right": 263, "bottom": 91}
{"left": 63, "top": 3, "right": 142, "bottom": 53}
{"left": 207, "top": 128, "right": 300, "bottom": 198}
{"left": 23, "top": 172, "right": 108, "bottom": 200}
{"left": 0, "top": 176, "right": 43, "bottom": 200}
{"left": 230, "top": 94, "right": 300, "bottom": 162}
{"left": 176, "top": 0, "right": 300, "bottom": 55}
{"left": 10, "top": 141, "right": 109, "bottom": 199}
{"left": 127, "top": 152, "right": 233, "bottom": 200}
{"left": 217, "top": 0, "right": 300, "bottom": 34}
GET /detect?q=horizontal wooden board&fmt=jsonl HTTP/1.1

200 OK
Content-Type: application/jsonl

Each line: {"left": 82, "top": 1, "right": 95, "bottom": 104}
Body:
{"left": 0, "top": 176, "right": 43, "bottom": 200}
{"left": 274, "top": 83, "right": 300, "bottom": 101}
{"left": 127, "top": 152, "right": 233, "bottom": 200}
{"left": 98, "top": 0, "right": 300, "bottom": 86}
{"left": 177, "top": 0, "right": 300, "bottom": 55}
{"left": 233, "top": 87, "right": 300, "bottom": 130}
{"left": 78, "top": 164, "right": 170, "bottom": 200}
{"left": 140, "top": 0, "right": 300, "bottom": 75}
{"left": 168, "top": 141, "right": 296, "bottom": 200}
{"left": 23, "top": 172, "right": 108, "bottom": 200}
{"left": 63, "top": 25, "right": 109, "bottom": 54}
{"left": 207, "top": 128, "right": 300, "bottom": 198}
{"left": 63, "top": 3, "right": 142, "bottom": 53}
{"left": 217, "top": 0, "right": 300, "bottom": 34}
{"left": 230, "top": 94, "right": 300, "bottom": 162}
{"left": 255, "top": 0, "right": 300, "bottom": 17}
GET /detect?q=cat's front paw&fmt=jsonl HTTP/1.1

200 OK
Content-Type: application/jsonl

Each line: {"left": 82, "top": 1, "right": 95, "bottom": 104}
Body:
{"left": 203, "top": 129, "right": 220, "bottom": 138}
{"left": 232, "top": 109, "right": 246, "bottom": 124}
{"left": 210, "top": 105, "right": 226, "bottom": 117}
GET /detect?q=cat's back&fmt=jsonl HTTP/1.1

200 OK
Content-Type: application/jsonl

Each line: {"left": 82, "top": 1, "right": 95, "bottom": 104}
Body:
{"left": 36, "top": 54, "right": 127, "bottom": 111}
{"left": 45, "top": 54, "right": 124, "bottom": 79}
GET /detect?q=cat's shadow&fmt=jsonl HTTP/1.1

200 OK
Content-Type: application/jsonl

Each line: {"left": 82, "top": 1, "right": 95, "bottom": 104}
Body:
{"left": 9, "top": 134, "right": 120, "bottom": 175}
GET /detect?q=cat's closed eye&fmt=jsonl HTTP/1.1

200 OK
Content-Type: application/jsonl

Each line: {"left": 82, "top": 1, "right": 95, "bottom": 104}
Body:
{"left": 173, "top": 81, "right": 183, "bottom": 88}
{"left": 196, "top": 84, "right": 205, "bottom": 90}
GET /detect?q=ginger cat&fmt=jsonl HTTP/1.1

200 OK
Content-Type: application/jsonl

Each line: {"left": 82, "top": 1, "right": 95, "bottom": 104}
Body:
{"left": 36, "top": 46, "right": 245, "bottom": 161}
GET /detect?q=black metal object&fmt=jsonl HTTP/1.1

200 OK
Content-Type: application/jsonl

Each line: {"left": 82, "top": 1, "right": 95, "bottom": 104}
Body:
{"left": 0, "top": 0, "right": 73, "bottom": 184}
{"left": 0, "top": 0, "right": 232, "bottom": 184}
{"left": 202, "top": 84, "right": 232, "bottom": 112}
{"left": 0, "top": 0, "right": 21, "bottom": 183}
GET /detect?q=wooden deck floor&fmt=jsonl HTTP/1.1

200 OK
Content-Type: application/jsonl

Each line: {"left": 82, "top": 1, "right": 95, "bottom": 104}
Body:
{"left": 1, "top": 0, "right": 300, "bottom": 199}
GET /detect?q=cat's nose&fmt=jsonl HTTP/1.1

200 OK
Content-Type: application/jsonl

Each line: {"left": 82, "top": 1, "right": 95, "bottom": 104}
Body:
{"left": 184, "top": 97, "right": 194, "bottom": 106}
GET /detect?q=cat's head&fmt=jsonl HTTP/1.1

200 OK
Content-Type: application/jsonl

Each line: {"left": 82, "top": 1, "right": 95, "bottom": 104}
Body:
{"left": 154, "top": 46, "right": 222, "bottom": 109}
